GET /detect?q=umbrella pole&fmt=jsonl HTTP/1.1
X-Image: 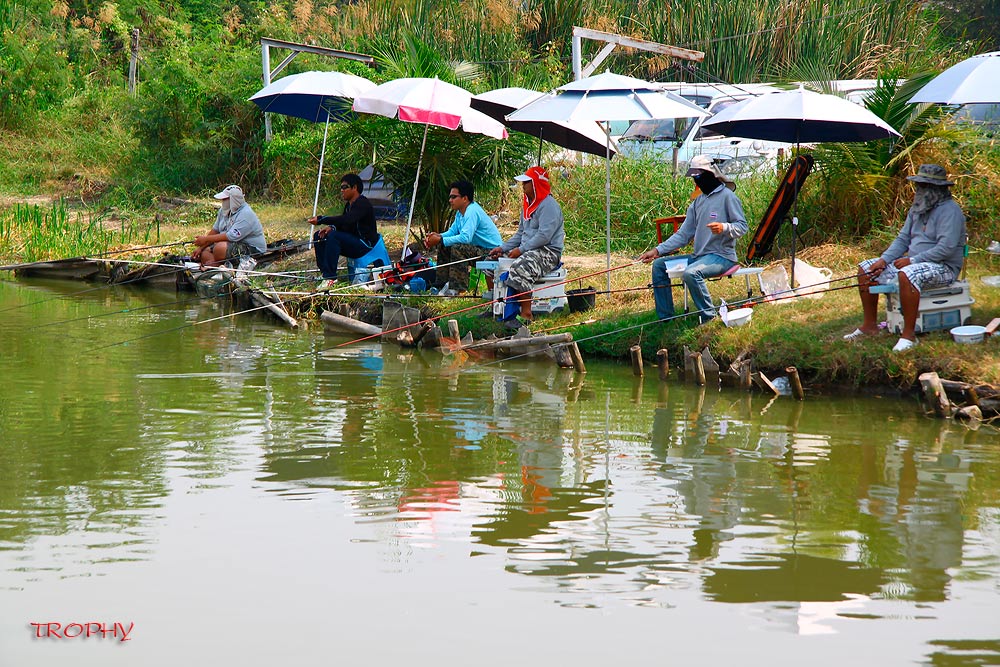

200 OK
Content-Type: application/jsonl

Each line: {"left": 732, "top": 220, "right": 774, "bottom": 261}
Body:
{"left": 310, "top": 112, "right": 332, "bottom": 250}
{"left": 790, "top": 138, "right": 800, "bottom": 289}
{"left": 605, "top": 121, "right": 612, "bottom": 293}
{"left": 537, "top": 127, "right": 544, "bottom": 165}
{"left": 402, "top": 123, "right": 430, "bottom": 254}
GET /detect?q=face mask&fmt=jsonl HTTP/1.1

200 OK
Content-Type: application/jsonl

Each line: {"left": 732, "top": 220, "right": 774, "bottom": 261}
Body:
{"left": 693, "top": 171, "right": 721, "bottom": 193}
{"left": 220, "top": 199, "right": 231, "bottom": 213}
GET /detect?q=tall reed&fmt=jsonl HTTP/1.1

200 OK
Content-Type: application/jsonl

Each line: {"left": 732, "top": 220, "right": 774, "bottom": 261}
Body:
{"left": 0, "top": 201, "right": 157, "bottom": 264}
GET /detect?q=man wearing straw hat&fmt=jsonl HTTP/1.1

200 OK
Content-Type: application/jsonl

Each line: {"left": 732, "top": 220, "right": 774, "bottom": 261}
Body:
{"left": 640, "top": 155, "right": 747, "bottom": 324}
{"left": 844, "top": 163, "right": 967, "bottom": 352}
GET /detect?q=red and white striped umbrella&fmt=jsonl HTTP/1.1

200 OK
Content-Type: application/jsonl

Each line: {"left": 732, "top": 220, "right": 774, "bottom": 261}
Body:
{"left": 353, "top": 78, "right": 508, "bottom": 250}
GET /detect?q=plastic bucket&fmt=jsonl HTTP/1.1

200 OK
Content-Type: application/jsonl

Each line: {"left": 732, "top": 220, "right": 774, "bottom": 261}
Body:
{"left": 567, "top": 287, "right": 597, "bottom": 312}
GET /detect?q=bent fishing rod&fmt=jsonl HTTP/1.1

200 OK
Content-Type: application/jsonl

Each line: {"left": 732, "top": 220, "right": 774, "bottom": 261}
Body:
{"left": 468, "top": 269, "right": 872, "bottom": 368}
{"left": 82, "top": 251, "right": 495, "bottom": 351}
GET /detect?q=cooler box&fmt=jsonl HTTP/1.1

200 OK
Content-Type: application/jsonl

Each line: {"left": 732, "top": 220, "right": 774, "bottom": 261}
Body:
{"left": 885, "top": 281, "right": 973, "bottom": 334}
{"left": 483, "top": 258, "right": 568, "bottom": 317}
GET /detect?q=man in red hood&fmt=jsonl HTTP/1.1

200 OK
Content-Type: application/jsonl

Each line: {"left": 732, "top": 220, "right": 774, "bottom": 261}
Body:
{"left": 488, "top": 166, "right": 565, "bottom": 329}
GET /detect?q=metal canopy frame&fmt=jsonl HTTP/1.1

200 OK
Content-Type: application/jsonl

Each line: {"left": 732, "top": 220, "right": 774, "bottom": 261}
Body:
{"left": 260, "top": 37, "right": 375, "bottom": 141}
{"left": 570, "top": 27, "right": 704, "bottom": 81}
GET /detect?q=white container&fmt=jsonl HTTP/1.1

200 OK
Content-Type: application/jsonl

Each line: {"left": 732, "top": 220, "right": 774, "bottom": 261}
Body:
{"left": 950, "top": 325, "right": 986, "bottom": 344}
{"left": 886, "top": 281, "right": 974, "bottom": 334}
{"left": 724, "top": 307, "right": 753, "bottom": 327}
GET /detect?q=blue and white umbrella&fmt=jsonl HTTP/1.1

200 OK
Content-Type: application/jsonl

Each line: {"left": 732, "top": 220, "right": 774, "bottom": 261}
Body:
{"left": 508, "top": 72, "right": 708, "bottom": 288}
{"left": 250, "top": 71, "right": 377, "bottom": 217}
{"left": 909, "top": 51, "right": 1000, "bottom": 105}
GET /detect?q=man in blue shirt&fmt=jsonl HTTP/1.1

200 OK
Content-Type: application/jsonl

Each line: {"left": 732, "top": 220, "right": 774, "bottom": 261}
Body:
{"left": 424, "top": 180, "right": 502, "bottom": 292}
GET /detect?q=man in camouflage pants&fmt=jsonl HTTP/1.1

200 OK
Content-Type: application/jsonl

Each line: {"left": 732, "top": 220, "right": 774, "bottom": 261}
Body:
{"left": 424, "top": 180, "right": 502, "bottom": 292}
{"left": 488, "top": 166, "right": 565, "bottom": 330}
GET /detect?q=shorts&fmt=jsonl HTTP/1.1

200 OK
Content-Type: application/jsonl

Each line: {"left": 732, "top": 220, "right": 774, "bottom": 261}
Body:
{"left": 225, "top": 241, "right": 256, "bottom": 259}
{"left": 505, "top": 246, "right": 561, "bottom": 294}
{"left": 860, "top": 257, "right": 954, "bottom": 293}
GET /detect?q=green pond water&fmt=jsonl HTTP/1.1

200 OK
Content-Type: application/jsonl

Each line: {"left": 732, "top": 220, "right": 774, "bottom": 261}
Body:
{"left": 2, "top": 277, "right": 1000, "bottom": 666}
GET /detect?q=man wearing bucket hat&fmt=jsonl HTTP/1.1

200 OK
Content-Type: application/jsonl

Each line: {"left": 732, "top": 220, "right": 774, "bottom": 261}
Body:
{"left": 488, "top": 166, "right": 565, "bottom": 330}
{"left": 193, "top": 185, "right": 267, "bottom": 267}
{"left": 844, "top": 163, "right": 967, "bottom": 352}
{"left": 640, "top": 155, "right": 747, "bottom": 324}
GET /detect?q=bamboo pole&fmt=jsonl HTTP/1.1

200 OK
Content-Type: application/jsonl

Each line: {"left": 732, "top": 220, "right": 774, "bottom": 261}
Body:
{"left": 568, "top": 342, "right": 587, "bottom": 373}
{"left": 630, "top": 345, "right": 644, "bottom": 377}
{"left": 785, "top": 366, "right": 804, "bottom": 400}
{"left": 690, "top": 352, "right": 705, "bottom": 386}
{"left": 320, "top": 310, "right": 381, "bottom": 337}
{"left": 656, "top": 349, "right": 670, "bottom": 381}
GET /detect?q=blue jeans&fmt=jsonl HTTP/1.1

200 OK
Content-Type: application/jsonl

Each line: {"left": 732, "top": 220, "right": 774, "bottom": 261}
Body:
{"left": 651, "top": 253, "right": 735, "bottom": 323}
{"left": 313, "top": 230, "right": 372, "bottom": 280}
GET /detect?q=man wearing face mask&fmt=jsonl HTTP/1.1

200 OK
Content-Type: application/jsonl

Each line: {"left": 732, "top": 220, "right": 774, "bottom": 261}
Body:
{"left": 844, "top": 164, "right": 967, "bottom": 352}
{"left": 640, "top": 155, "right": 747, "bottom": 324}
{"left": 193, "top": 185, "right": 267, "bottom": 267}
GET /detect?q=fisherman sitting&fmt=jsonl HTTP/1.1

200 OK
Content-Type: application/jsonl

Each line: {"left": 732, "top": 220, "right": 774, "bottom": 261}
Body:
{"left": 639, "top": 156, "right": 748, "bottom": 324}
{"left": 843, "top": 163, "right": 967, "bottom": 352}
{"left": 424, "top": 180, "right": 502, "bottom": 292}
{"left": 487, "top": 166, "right": 565, "bottom": 331}
{"left": 193, "top": 185, "right": 267, "bottom": 267}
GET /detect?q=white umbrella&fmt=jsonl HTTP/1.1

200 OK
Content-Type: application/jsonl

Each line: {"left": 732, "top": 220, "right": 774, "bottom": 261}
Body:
{"left": 701, "top": 86, "right": 900, "bottom": 284}
{"left": 909, "top": 51, "right": 1000, "bottom": 104}
{"left": 471, "top": 87, "right": 618, "bottom": 161}
{"left": 249, "top": 71, "right": 376, "bottom": 218}
{"left": 507, "top": 72, "right": 708, "bottom": 289}
{"left": 352, "top": 77, "right": 508, "bottom": 251}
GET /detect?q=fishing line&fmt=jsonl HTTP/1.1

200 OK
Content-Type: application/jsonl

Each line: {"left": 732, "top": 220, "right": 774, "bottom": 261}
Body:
{"left": 0, "top": 240, "right": 190, "bottom": 271}
{"left": 470, "top": 271, "right": 869, "bottom": 368}
{"left": 27, "top": 293, "right": 213, "bottom": 330}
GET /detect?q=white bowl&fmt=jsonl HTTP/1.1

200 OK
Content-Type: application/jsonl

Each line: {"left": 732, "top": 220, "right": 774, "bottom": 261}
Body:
{"left": 950, "top": 325, "right": 986, "bottom": 344}
{"left": 724, "top": 307, "right": 754, "bottom": 327}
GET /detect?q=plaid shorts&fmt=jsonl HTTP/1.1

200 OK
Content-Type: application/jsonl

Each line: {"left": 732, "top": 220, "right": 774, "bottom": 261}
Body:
{"left": 860, "top": 257, "right": 955, "bottom": 293}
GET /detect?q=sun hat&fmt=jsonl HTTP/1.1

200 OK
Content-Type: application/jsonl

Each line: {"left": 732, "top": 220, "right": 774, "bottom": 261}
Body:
{"left": 514, "top": 166, "right": 549, "bottom": 183}
{"left": 214, "top": 184, "right": 243, "bottom": 199}
{"left": 685, "top": 155, "right": 736, "bottom": 189}
{"left": 906, "top": 164, "right": 954, "bottom": 186}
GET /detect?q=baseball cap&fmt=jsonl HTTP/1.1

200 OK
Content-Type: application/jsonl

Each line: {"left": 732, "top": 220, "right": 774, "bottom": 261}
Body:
{"left": 214, "top": 185, "right": 242, "bottom": 199}
{"left": 513, "top": 166, "right": 549, "bottom": 182}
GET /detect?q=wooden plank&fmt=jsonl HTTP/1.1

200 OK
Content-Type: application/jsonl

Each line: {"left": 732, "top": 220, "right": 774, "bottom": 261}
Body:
{"left": 320, "top": 310, "right": 381, "bottom": 336}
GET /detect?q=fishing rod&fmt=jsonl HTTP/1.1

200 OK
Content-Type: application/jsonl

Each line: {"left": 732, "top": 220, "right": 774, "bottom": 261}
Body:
{"left": 0, "top": 239, "right": 313, "bottom": 314}
{"left": 68, "top": 248, "right": 489, "bottom": 351}
{"left": 0, "top": 240, "right": 190, "bottom": 271}
{"left": 27, "top": 293, "right": 214, "bottom": 331}
{"left": 473, "top": 270, "right": 870, "bottom": 367}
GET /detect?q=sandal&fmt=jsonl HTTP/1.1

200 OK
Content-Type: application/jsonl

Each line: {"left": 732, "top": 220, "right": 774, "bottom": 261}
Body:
{"left": 502, "top": 315, "right": 532, "bottom": 331}
{"left": 843, "top": 328, "right": 868, "bottom": 341}
{"left": 891, "top": 337, "right": 917, "bottom": 352}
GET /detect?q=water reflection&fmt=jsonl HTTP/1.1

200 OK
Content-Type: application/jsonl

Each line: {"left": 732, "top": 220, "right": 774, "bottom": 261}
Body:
{"left": 2, "top": 279, "right": 1000, "bottom": 654}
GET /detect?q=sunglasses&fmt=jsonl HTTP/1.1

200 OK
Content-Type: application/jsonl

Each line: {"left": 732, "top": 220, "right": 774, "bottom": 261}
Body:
{"left": 448, "top": 194, "right": 461, "bottom": 199}
{"left": 340, "top": 184, "right": 352, "bottom": 190}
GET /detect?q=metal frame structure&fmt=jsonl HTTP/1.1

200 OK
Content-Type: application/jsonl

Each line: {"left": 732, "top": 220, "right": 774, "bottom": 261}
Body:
{"left": 260, "top": 37, "right": 375, "bottom": 141}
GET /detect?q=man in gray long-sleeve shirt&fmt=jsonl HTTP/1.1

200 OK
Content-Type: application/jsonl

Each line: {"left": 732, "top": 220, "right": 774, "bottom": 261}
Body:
{"left": 640, "top": 155, "right": 748, "bottom": 323}
{"left": 844, "top": 164, "right": 967, "bottom": 352}
{"left": 488, "top": 166, "right": 564, "bottom": 329}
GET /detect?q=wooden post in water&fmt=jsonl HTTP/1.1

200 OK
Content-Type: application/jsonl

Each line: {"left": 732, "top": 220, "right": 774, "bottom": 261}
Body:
{"left": 656, "top": 349, "right": 670, "bottom": 381}
{"left": 568, "top": 342, "right": 587, "bottom": 373}
{"left": 919, "top": 372, "right": 952, "bottom": 418}
{"left": 737, "top": 359, "right": 752, "bottom": 391}
{"left": 630, "top": 345, "right": 644, "bottom": 377}
{"left": 447, "top": 319, "right": 461, "bottom": 341}
{"left": 786, "top": 366, "right": 805, "bottom": 400}
{"left": 690, "top": 352, "right": 705, "bottom": 386}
